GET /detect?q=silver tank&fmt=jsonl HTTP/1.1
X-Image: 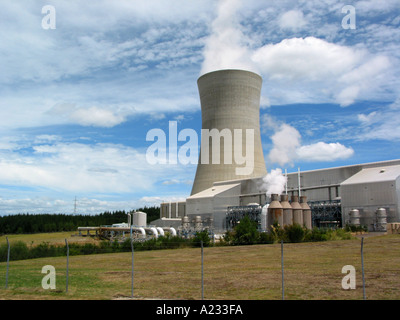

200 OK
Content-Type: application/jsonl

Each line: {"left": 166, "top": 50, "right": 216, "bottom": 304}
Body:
{"left": 349, "top": 209, "right": 360, "bottom": 226}
{"left": 376, "top": 208, "right": 387, "bottom": 231}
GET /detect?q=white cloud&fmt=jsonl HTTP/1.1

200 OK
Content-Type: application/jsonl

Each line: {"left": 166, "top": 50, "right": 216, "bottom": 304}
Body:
{"left": 0, "top": 140, "right": 194, "bottom": 194}
{"left": 70, "top": 107, "right": 126, "bottom": 128}
{"left": 264, "top": 116, "right": 354, "bottom": 167}
{"left": 200, "top": 1, "right": 397, "bottom": 106}
{"left": 356, "top": 99, "right": 400, "bottom": 140}
{"left": 278, "top": 10, "right": 308, "bottom": 31}
{"left": 268, "top": 124, "right": 302, "bottom": 167}
{"left": 296, "top": 142, "right": 354, "bottom": 162}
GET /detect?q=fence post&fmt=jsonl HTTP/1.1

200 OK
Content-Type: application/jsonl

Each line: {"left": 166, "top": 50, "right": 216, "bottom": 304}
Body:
{"left": 5, "top": 237, "right": 10, "bottom": 289}
{"left": 131, "top": 238, "right": 134, "bottom": 298}
{"left": 65, "top": 239, "right": 69, "bottom": 293}
{"left": 201, "top": 240, "right": 204, "bottom": 300}
{"left": 361, "top": 237, "right": 366, "bottom": 300}
{"left": 281, "top": 240, "right": 284, "bottom": 300}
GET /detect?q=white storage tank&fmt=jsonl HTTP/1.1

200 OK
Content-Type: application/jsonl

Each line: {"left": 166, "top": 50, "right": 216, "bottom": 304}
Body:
{"left": 261, "top": 204, "right": 269, "bottom": 232}
{"left": 376, "top": 208, "right": 387, "bottom": 231}
{"left": 132, "top": 211, "right": 147, "bottom": 227}
{"left": 349, "top": 209, "right": 360, "bottom": 226}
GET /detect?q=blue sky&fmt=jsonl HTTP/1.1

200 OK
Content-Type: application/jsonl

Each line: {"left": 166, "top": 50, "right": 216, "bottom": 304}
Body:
{"left": 0, "top": 0, "right": 399, "bottom": 215}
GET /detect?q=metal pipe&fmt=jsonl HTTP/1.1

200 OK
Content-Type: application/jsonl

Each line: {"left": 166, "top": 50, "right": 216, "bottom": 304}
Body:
{"left": 133, "top": 227, "right": 146, "bottom": 238}
{"left": 148, "top": 227, "right": 158, "bottom": 239}
{"left": 162, "top": 227, "right": 177, "bottom": 236}
{"left": 156, "top": 227, "right": 165, "bottom": 236}
{"left": 298, "top": 167, "right": 301, "bottom": 197}
{"left": 285, "top": 168, "right": 288, "bottom": 195}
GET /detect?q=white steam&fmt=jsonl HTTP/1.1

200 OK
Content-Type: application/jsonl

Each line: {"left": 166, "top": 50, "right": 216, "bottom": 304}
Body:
{"left": 261, "top": 168, "right": 287, "bottom": 196}
{"left": 200, "top": 0, "right": 257, "bottom": 75}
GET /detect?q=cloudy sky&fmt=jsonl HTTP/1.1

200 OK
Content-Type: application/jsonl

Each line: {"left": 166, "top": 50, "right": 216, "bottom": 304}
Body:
{"left": 0, "top": 0, "right": 399, "bottom": 215}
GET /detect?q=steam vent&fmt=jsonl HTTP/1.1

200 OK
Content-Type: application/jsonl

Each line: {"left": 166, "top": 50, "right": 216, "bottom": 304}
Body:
{"left": 191, "top": 69, "right": 267, "bottom": 195}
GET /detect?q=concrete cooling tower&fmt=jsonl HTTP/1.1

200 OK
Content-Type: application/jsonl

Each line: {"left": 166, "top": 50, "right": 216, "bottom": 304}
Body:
{"left": 191, "top": 69, "right": 267, "bottom": 195}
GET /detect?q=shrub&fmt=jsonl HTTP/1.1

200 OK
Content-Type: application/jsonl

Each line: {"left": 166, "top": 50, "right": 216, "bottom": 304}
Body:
{"left": 192, "top": 230, "right": 212, "bottom": 247}
{"left": 231, "top": 215, "right": 260, "bottom": 245}
{"left": 284, "top": 223, "right": 305, "bottom": 243}
{"left": 304, "top": 227, "right": 328, "bottom": 242}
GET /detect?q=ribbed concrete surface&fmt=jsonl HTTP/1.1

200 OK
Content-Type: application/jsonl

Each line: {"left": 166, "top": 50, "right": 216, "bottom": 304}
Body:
{"left": 191, "top": 69, "right": 267, "bottom": 195}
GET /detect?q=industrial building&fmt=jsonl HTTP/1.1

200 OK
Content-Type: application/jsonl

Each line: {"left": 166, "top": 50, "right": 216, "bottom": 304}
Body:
{"left": 153, "top": 69, "right": 400, "bottom": 233}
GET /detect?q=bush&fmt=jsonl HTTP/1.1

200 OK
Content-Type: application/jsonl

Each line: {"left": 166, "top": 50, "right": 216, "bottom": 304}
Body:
{"left": 284, "top": 223, "right": 305, "bottom": 243}
{"left": 192, "top": 230, "right": 212, "bottom": 247}
{"left": 9, "top": 241, "right": 30, "bottom": 261}
{"left": 304, "top": 227, "right": 328, "bottom": 242}
{"left": 229, "top": 215, "right": 260, "bottom": 245}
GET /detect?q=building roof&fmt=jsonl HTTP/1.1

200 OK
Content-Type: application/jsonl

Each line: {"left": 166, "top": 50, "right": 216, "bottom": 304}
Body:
{"left": 340, "top": 165, "right": 400, "bottom": 185}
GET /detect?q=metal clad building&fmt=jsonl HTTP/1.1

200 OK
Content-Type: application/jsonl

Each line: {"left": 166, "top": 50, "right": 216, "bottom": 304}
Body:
{"left": 285, "top": 160, "right": 400, "bottom": 230}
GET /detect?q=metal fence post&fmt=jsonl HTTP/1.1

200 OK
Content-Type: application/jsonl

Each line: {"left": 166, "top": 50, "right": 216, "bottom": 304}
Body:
{"left": 361, "top": 237, "right": 366, "bottom": 300}
{"left": 201, "top": 240, "right": 204, "bottom": 300}
{"left": 5, "top": 237, "right": 10, "bottom": 289}
{"left": 131, "top": 238, "right": 134, "bottom": 298}
{"left": 65, "top": 239, "right": 69, "bottom": 293}
{"left": 281, "top": 240, "right": 284, "bottom": 300}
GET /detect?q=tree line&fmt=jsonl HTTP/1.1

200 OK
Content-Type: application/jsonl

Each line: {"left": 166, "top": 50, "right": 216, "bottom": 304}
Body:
{"left": 0, "top": 206, "right": 160, "bottom": 235}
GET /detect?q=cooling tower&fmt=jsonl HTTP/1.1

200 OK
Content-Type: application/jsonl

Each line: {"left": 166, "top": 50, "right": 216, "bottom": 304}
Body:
{"left": 191, "top": 69, "right": 267, "bottom": 195}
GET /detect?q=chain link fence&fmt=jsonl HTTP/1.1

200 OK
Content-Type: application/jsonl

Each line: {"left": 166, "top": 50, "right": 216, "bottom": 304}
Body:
{"left": 1, "top": 235, "right": 400, "bottom": 300}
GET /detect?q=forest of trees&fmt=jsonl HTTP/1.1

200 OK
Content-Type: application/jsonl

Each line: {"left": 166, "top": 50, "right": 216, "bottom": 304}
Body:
{"left": 0, "top": 206, "right": 160, "bottom": 235}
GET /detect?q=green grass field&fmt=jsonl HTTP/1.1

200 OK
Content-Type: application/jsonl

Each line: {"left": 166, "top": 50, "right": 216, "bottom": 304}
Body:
{"left": 0, "top": 233, "right": 399, "bottom": 300}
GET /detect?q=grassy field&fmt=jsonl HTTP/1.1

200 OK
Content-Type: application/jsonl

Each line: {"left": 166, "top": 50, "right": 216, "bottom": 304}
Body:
{"left": 0, "top": 231, "right": 99, "bottom": 247}
{"left": 0, "top": 233, "right": 399, "bottom": 300}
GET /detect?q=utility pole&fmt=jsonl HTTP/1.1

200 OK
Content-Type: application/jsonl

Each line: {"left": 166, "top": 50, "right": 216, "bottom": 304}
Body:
{"left": 73, "top": 196, "right": 77, "bottom": 215}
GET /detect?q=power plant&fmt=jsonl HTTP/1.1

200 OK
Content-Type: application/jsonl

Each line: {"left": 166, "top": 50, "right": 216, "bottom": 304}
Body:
{"left": 77, "top": 69, "right": 400, "bottom": 239}
{"left": 153, "top": 69, "right": 400, "bottom": 235}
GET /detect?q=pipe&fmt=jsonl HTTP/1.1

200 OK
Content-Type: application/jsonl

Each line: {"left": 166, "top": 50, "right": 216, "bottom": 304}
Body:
{"left": 156, "top": 227, "right": 165, "bottom": 236}
{"left": 298, "top": 167, "right": 301, "bottom": 197}
{"left": 147, "top": 227, "right": 158, "bottom": 239}
{"left": 132, "top": 227, "right": 146, "bottom": 238}
{"left": 162, "top": 227, "right": 177, "bottom": 236}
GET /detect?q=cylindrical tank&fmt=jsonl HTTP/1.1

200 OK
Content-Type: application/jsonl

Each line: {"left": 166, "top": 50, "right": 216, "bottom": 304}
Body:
{"left": 191, "top": 69, "right": 267, "bottom": 195}
{"left": 261, "top": 204, "right": 269, "bottom": 232}
{"left": 376, "top": 208, "right": 387, "bottom": 231}
{"left": 182, "top": 216, "right": 190, "bottom": 230}
{"left": 195, "top": 215, "right": 203, "bottom": 230}
{"left": 268, "top": 194, "right": 283, "bottom": 229}
{"left": 300, "top": 196, "right": 312, "bottom": 229}
{"left": 280, "top": 194, "right": 293, "bottom": 227}
{"left": 291, "top": 195, "right": 303, "bottom": 226}
{"left": 132, "top": 211, "right": 147, "bottom": 227}
{"left": 349, "top": 209, "right": 360, "bottom": 226}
